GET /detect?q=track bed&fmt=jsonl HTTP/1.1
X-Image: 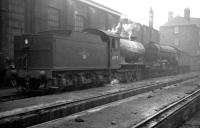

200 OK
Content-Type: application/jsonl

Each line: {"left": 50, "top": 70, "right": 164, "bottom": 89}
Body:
{"left": 30, "top": 74, "right": 200, "bottom": 128}
{"left": 0, "top": 72, "right": 199, "bottom": 127}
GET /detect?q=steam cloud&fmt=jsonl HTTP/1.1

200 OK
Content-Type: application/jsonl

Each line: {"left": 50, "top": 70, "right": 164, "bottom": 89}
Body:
{"left": 107, "top": 15, "right": 141, "bottom": 40}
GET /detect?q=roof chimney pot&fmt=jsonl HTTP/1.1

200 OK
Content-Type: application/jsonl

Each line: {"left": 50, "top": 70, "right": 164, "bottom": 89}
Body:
{"left": 168, "top": 11, "right": 173, "bottom": 22}
{"left": 184, "top": 8, "right": 190, "bottom": 21}
{"left": 149, "top": 7, "right": 153, "bottom": 28}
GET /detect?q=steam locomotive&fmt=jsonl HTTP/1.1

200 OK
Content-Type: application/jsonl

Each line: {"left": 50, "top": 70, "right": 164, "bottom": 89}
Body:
{"left": 12, "top": 28, "right": 190, "bottom": 93}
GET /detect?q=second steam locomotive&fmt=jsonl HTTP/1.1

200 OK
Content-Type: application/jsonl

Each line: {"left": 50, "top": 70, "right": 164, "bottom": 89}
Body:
{"left": 12, "top": 28, "right": 190, "bottom": 92}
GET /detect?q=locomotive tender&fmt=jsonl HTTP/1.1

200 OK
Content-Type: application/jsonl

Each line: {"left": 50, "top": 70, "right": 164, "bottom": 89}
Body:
{"left": 13, "top": 28, "right": 189, "bottom": 92}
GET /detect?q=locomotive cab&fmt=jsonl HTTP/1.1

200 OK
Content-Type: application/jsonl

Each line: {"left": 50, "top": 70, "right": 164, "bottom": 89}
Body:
{"left": 83, "top": 29, "right": 121, "bottom": 69}
{"left": 108, "top": 34, "right": 121, "bottom": 69}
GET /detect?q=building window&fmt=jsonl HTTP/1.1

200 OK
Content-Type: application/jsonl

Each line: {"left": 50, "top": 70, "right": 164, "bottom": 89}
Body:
{"left": 174, "top": 38, "right": 179, "bottom": 46}
{"left": 174, "top": 26, "right": 179, "bottom": 34}
{"left": 75, "top": 15, "right": 85, "bottom": 31}
{"left": 48, "top": 7, "right": 60, "bottom": 30}
{"left": 111, "top": 38, "right": 119, "bottom": 49}
{"left": 111, "top": 38, "right": 115, "bottom": 48}
{"left": 8, "top": 0, "right": 25, "bottom": 34}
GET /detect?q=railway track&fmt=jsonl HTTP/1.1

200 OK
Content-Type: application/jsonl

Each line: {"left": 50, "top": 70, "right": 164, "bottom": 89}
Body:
{"left": 0, "top": 74, "right": 198, "bottom": 128}
{"left": 0, "top": 94, "right": 29, "bottom": 103}
{"left": 0, "top": 73, "right": 195, "bottom": 103}
{"left": 131, "top": 87, "right": 200, "bottom": 128}
{"left": 0, "top": 89, "right": 53, "bottom": 103}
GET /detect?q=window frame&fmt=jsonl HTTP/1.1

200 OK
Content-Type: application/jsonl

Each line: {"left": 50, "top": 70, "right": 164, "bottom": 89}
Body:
{"left": 174, "top": 38, "right": 179, "bottom": 46}
{"left": 47, "top": 6, "right": 60, "bottom": 30}
{"left": 174, "top": 26, "right": 179, "bottom": 34}
{"left": 75, "top": 14, "right": 85, "bottom": 31}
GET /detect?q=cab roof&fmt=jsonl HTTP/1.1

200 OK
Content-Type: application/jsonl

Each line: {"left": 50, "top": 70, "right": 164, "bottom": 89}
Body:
{"left": 83, "top": 28, "right": 119, "bottom": 38}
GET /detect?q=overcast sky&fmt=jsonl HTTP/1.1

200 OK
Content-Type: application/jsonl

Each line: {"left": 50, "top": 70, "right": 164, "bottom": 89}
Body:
{"left": 93, "top": 0, "right": 200, "bottom": 30}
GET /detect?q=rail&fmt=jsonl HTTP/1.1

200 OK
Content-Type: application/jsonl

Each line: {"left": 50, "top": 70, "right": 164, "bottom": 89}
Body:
{"left": 130, "top": 87, "right": 200, "bottom": 128}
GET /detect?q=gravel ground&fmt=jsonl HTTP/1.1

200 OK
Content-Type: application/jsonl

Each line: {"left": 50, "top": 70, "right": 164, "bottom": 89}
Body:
{"left": 30, "top": 79, "right": 200, "bottom": 128}
{"left": 0, "top": 73, "right": 182, "bottom": 113}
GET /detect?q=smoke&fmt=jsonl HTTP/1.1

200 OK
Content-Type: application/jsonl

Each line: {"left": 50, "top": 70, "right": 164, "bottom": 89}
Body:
{"left": 107, "top": 15, "right": 141, "bottom": 40}
{"left": 110, "top": 79, "right": 119, "bottom": 85}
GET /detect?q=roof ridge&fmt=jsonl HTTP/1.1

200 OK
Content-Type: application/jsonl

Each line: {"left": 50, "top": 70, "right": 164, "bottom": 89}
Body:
{"left": 77, "top": 0, "right": 122, "bottom": 16}
{"left": 161, "top": 16, "right": 200, "bottom": 27}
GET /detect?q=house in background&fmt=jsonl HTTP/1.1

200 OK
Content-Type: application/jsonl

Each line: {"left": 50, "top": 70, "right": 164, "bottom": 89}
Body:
{"left": 160, "top": 8, "right": 200, "bottom": 70}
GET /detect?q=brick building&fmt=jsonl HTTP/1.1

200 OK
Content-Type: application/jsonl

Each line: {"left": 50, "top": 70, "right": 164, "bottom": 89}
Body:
{"left": 0, "top": 0, "right": 160, "bottom": 59}
{"left": 160, "top": 8, "right": 200, "bottom": 70}
{"left": 0, "top": 0, "right": 122, "bottom": 58}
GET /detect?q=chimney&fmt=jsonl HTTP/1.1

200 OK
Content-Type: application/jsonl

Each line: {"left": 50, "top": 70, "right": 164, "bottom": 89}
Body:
{"left": 168, "top": 11, "right": 173, "bottom": 22}
{"left": 149, "top": 7, "right": 153, "bottom": 28}
{"left": 184, "top": 8, "right": 190, "bottom": 21}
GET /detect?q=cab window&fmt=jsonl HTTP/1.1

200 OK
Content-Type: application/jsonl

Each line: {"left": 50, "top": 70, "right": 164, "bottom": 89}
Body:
{"left": 111, "top": 38, "right": 118, "bottom": 49}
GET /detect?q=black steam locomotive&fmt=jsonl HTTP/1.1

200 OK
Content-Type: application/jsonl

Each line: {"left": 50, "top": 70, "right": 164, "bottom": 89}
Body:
{"left": 12, "top": 28, "right": 190, "bottom": 93}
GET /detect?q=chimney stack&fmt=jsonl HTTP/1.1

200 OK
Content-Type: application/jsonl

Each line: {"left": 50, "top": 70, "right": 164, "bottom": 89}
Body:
{"left": 184, "top": 8, "right": 190, "bottom": 21}
{"left": 168, "top": 11, "right": 173, "bottom": 22}
{"left": 149, "top": 7, "right": 153, "bottom": 28}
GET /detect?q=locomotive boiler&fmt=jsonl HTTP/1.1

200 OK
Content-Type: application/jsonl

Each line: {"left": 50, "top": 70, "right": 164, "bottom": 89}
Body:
{"left": 145, "top": 43, "right": 178, "bottom": 66}
{"left": 120, "top": 39, "right": 145, "bottom": 63}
